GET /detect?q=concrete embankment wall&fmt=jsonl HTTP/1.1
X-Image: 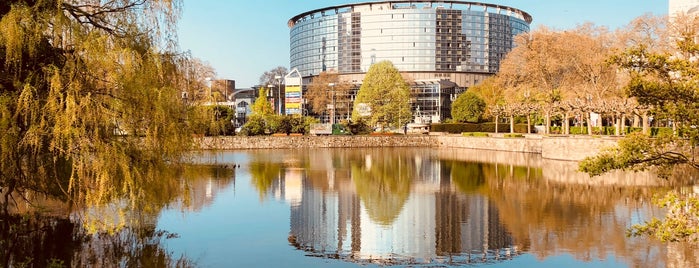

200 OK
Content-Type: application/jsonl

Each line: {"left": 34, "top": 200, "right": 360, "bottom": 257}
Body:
{"left": 197, "top": 135, "right": 622, "bottom": 162}
{"left": 437, "top": 135, "right": 620, "bottom": 161}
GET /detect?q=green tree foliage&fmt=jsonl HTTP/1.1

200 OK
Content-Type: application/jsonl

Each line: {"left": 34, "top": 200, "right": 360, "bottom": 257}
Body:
{"left": 195, "top": 105, "right": 235, "bottom": 136}
{"left": 0, "top": 0, "right": 194, "bottom": 227}
{"left": 465, "top": 76, "right": 504, "bottom": 117}
{"left": 241, "top": 96, "right": 318, "bottom": 136}
{"left": 352, "top": 61, "right": 412, "bottom": 130}
{"left": 626, "top": 192, "right": 699, "bottom": 242}
{"left": 452, "top": 91, "right": 486, "bottom": 123}
{"left": 579, "top": 132, "right": 697, "bottom": 177}
{"left": 250, "top": 88, "right": 274, "bottom": 117}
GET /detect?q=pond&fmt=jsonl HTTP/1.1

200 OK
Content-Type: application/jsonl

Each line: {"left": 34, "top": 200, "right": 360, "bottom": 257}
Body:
{"left": 2, "top": 148, "right": 698, "bottom": 267}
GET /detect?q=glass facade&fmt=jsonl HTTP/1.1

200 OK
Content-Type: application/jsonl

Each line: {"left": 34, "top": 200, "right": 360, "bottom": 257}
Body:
{"left": 290, "top": 1, "right": 531, "bottom": 77}
{"left": 288, "top": 1, "right": 531, "bottom": 123}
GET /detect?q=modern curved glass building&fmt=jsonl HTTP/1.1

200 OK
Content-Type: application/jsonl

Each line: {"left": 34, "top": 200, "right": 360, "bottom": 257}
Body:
{"left": 288, "top": 1, "right": 532, "bottom": 122}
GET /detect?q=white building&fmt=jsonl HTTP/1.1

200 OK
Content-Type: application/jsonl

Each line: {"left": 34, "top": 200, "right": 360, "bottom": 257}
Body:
{"left": 670, "top": 0, "right": 699, "bottom": 16}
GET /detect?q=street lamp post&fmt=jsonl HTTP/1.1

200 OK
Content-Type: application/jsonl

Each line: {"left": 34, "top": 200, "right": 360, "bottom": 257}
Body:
{"left": 267, "top": 84, "right": 274, "bottom": 112}
{"left": 275, "top": 75, "right": 282, "bottom": 115}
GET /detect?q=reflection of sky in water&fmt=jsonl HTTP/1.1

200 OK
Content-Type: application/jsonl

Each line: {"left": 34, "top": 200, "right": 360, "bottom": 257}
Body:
{"left": 156, "top": 148, "right": 680, "bottom": 267}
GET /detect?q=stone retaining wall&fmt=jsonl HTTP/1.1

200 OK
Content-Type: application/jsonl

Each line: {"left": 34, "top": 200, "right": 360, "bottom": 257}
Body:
{"left": 197, "top": 135, "right": 438, "bottom": 150}
{"left": 197, "top": 135, "right": 620, "bottom": 162}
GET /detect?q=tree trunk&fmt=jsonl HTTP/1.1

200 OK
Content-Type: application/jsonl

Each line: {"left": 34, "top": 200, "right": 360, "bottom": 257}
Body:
{"left": 621, "top": 114, "right": 627, "bottom": 135}
{"left": 563, "top": 112, "right": 569, "bottom": 135}
{"left": 545, "top": 111, "right": 551, "bottom": 135}
{"left": 527, "top": 114, "right": 532, "bottom": 134}
{"left": 495, "top": 115, "right": 499, "bottom": 134}
{"left": 510, "top": 115, "right": 515, "bottom": 133}
{"left": 587, "top": 112, "right": 593, "bottom": 135}
{"left": 642, "top": 112, "right": 650, "bottom": 135}
{"left": 633, "top": 115, "right": 640, "bottom": 128}
{"left": 615, "top": 115, "right": 621, "bottom": 136}
{"left": 2, "top": 180, "right": 14, "bottom": 216}
{"left": 673, "top": 118, "right": 678, "bottom": 136}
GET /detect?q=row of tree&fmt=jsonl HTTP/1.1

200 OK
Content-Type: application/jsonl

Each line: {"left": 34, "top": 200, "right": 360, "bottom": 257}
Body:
{"left": 446, "top": 14, "right": 699, "bottom": 242}
{"left": 458, "top": 16, "right": 682, "bottom": 136}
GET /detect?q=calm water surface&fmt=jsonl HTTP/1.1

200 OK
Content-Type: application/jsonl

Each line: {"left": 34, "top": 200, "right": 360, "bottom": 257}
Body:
{"left": 155, "top": 148, "right": 698, "bottom": 267}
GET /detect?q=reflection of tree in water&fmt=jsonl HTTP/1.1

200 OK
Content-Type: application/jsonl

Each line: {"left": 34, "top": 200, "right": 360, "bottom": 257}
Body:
{"left": 247, "top": 150, "right": 309, "bottom": 200}
{"left": 350, "top": 150, "right": 414, "bottom": 226}
{"left": 1, "top": 165, "right": 232, "bottom": 267}
{"left": 0, "top": 214, "right": 193, "bottom": 267}
{"left": 449, "top": 161, "right": 487, "bottom": 193}
{"left": 249, "top": 161, "right": 283, "bottom": 199}
{"left": 478, "top": 162, "right": 671, "bottom": 267}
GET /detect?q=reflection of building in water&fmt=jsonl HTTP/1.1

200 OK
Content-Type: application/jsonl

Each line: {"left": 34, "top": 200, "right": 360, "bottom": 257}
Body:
{"left": 181, "top": 168, "right": 235, "bottom": 212}
{"left": 289, "top": 169, "right": 361, "bottom": 256}
{"left": 286, "top": 156, "right": 516, "bottom": 265}
{"left": 274, "top": 169, "right": 303, "bottom": 207}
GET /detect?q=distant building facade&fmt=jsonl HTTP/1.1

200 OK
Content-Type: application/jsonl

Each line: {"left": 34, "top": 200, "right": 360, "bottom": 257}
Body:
{"left": 670, "top": 0, "right": 699, "bottom": 16}
{"left": 210, "top": 79, "right": 235, "bottom": 101}
{"left": 288, "top": 0, "right": 531, "bottom": 123}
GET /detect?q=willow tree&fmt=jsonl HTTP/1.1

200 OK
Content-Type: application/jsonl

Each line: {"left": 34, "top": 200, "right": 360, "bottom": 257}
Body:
{"left": 352, "top": 61, "right": 411, "bottom": 130}
{"left": 0, "top": 0, "right": 192, "bottom": 224}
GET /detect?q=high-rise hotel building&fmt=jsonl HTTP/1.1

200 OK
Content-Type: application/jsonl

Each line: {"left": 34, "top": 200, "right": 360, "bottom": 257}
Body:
{"left": 288, "top": 1, "right": 531, "bottom": 122}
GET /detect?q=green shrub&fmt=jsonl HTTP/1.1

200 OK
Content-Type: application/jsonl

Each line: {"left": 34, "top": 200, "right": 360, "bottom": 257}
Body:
{"left": 239, "top": 115, "right": 266, "bottom": 136}
{"left": 512, "top": 123, "right": 530, "bottom": 133}
{"left": 347, "top": 119, "right": 372, "bottom": 135}
{"left": 288, "top": 116, "right": 318, "bottom": 134}
{"left": 652, "top": 127, "right": 673, "bottom": 137}
{"left": 480, "top": 122, "right": 510, "bottom": 133}
{"left": 462, "top": 132, "right": 489, "bottom": 137}
{"left": 504, "top": 133, "right": 524, "bottom": 138}
{"left": 569, "top": 126, "right": 588, "bottom": 135}
{"left": 549, "top": 126, "right": 562, "bottom": 134}
{"left": 431, "top": 123, "right": 480, "bottom": 133}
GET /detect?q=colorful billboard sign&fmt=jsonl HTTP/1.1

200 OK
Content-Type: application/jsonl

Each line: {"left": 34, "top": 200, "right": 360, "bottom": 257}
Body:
{"left": 285, "top": 85, "right": 302, "bottom": 115}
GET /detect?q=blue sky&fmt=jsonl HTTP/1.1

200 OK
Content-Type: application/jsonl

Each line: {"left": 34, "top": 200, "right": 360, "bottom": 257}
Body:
{"left": 177, "top": 0, "right": 668, "bottom": 88}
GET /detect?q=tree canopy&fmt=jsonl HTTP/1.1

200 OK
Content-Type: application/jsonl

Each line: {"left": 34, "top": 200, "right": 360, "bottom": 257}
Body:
{"left": 0, "top": 0, "right": 195, "bottom": 231}
{"left": 451, "top": 91, "right": 486, "bottom": 123}
{"left": 305, "top": 71, "right": 352, "bottom": 118}
{"left": 580, "top": 14, "right": 699, "bottom": 178}
{"left": 352, "top": 61, "right": 411, "bottom": 130}
{"left": 578, "top": 14, "right": 699, "bottom": 242}
{"left": 258, "top": 66, "right": 288, "bottom": 86}
{"left": 250, "top": 88, "right": 274, "bottom": 117}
